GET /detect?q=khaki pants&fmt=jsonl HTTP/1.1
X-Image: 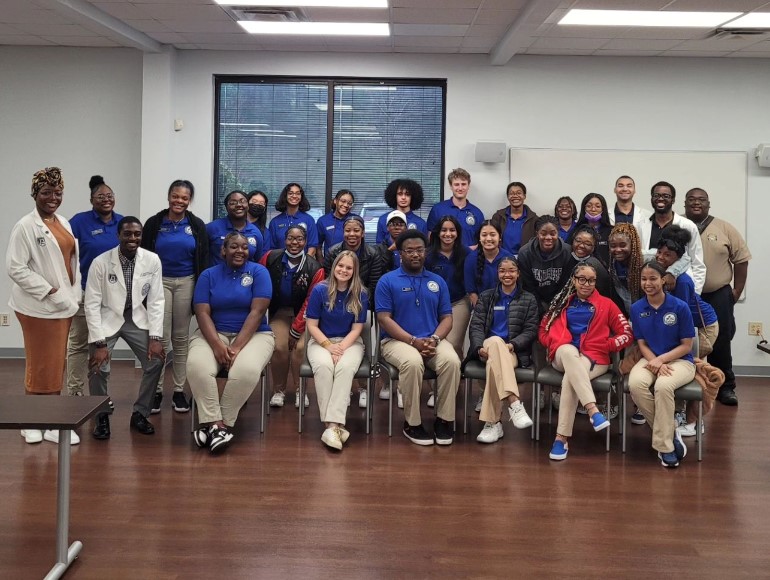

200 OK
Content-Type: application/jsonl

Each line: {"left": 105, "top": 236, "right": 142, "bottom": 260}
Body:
{"left": 629, "top": 358, "right": 695, "bottom": 453}
{"left": 186, "top": 329, "right": 275, "bottom": 426}
{"left": 479, "top": 336, "right": 521, "bottom": 423}
{"left": 65, "top": 303, "right": 88, "bottom": 395}
{"left": 446, "top": 297, "right": 470, "bottom": 360}
{"left": 157, "top": 275, "right": 195, "bottom": 392}
{"left": 381, "top": 338, "right": 460, "bottom": 426}
{"left": 270, "top": 306, "right": 305, "bottom": 394}
{"left": 307, "top": 337, "right": 364, "bottom": 425}
{"left": 551, "top": 344, "right": 608, "bottom": 437}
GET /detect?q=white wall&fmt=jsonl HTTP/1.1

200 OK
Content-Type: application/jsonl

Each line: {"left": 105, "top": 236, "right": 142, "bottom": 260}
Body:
{"left": 2, "top": 46, "right": 769, "bottom": 371}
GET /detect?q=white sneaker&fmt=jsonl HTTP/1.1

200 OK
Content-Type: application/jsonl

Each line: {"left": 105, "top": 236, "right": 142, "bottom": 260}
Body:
{"left": 427, "top": 393, "right": 435, "bottom": 408}
{"left": 321, "top": 427, "right": 342, "bottom": 450}
{"left": 677, "top": 421, "right": 705, "bottom": 438}
{"left": 397, "top": 390, "right": 403, "bottom": 409}
{"left": 294, "top": 392, "right": 309, "bottom": 408}
{"left": 338, "top": 426, "right": 350, "bottom": 444}
{"left": 43, "top": 430, "right": 80, "bottom": 445}
{"left": 474, "top": 394, "right": 483, "bottom": 413}
{"left": 476, "top": 421, "right": 504, "bottom": 444}
{"left": 378, "top": 386, "right": 390, "bottom": 400}
{"left": 20, "top": 429, "right": 43, "bottom": 444}
{"left": 358, "top": 390, "right": 367, "bottom": 409}
{"left": 508, "top": 400, "right": 533, "bottom": 429}
{"left": 270, "top": 392, "right": 285, "bottom": 407}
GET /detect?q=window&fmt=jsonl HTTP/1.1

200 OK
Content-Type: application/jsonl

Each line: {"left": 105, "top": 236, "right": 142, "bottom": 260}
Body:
{"left": 214, "top": 77, "right": 446, "bottom": 242}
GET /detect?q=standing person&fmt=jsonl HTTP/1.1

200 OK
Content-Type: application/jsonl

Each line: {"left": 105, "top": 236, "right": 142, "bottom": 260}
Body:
{"left": 567, "top": 193, "right": 613, "bottom": 266}
{"left": 67, "top": 175, "right": 123, "bottom": 397}
{"left": 85, "top": 217, "right": 165, "bottom": 439}
{"left": 685, "top": 187, "right": 750, "bottom": 406}
{"left": 628, "top": 261, "right": 695, "bottom": 468}
{"left": 490, "top": 181, "right": 538, "bottom": 256}
{"left": 467, "top": 257, "right": 539, "bottom": 444}
{"left": 376, "top": 179, "right": 428, "bottom": 245}
{"left": 608, "top": 223, "right": 643, "bottom": 317}
{"left": 267, "top": 183, "right": 319, "bottom": 257}
{"left": 376, "top": 231, "right": 461, "bottom": 446}
{"left": 554, "top": 196, "right": 577, "bottom": 241}
{"left": 427, "top": 168, "right": 485, "bottom": 249}
{"left": 317, "top": 189, "right": 356, "bottom": 257}
{"left": 207, "top": 190, "right": 263, "bottom": 267}
{"left": 464, "top": 221, "right": 513, "bottom": 308}
{"left": 246, "top": 190, "right": 270, "bottom": 252}
{"left": 142, "top": 179, "right": 209, "bottom": 414}
{"left": 260, "top": 226, "right": 325, "bottom": 409}
{"left": 539, "top": 263, "right": 633, "bottom": 461}
{"left": 517, "top": 215, "right": 572, "bottom": 313}
{"left": 638, "top": 181, "right": 705, "bottom": 293}
{"left": 7, "top": 167, "right": 81, "bottom": 445}
{"left": 610, "top": 175, "right": 651, "bottom": 228}
{"left": 306, "top": 251, "right": 368, "bottom": 450}
{"left": 187, "top": 232, "right": 274, "bottom": 454}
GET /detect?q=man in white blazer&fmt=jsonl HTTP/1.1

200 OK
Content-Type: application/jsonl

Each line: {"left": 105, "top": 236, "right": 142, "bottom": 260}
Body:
{"left": 609, "top": 175, "right": 652, "bottom": 230}
{"left": 85, "top": 216, "right": 165, "bottom": 439}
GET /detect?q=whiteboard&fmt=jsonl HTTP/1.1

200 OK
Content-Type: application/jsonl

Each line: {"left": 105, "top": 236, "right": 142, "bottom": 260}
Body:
{"left": 509, "top": 148, "right": 747, "bottom": 237}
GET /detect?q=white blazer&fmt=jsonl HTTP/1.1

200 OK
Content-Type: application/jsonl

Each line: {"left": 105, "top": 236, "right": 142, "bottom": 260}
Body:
{"left": 6, "top": 210, "right": 81, "bottom": 318}
{"left": 637, "top": 212, "right": 706, "bottom": 294}
{"left": 84, "top": 247, "right": 164, "bottom": 343}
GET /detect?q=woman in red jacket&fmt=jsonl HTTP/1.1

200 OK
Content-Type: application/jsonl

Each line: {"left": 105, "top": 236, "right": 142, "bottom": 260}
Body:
{"left": 538, "top": 263, "right": 633, "bottom": 461}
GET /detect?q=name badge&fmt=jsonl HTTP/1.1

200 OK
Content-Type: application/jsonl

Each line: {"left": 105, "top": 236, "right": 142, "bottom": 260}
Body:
{"left": 326, "top": 225, "right": 335, "bottom": 230}
{"left": 401, "top": 287, "right": 413, "bottom": 292}
{"left": 493, "top": 306, "right": 505, "bottom": 311}
{"left": 91, "top": 228, "right": 105, "bottom": 235}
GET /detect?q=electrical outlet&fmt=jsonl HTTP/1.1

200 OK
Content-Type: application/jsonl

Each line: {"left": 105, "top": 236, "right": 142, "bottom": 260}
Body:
{"left": 749, "top": 322, "right": 763, "bottom": 336}
{"left": 0, "top": 313, "right": 9, "bottom": 326}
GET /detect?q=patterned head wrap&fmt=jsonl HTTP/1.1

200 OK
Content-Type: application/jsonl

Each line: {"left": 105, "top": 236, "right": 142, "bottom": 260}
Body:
{"left": 31, "top": 167, "right": 64, "bottom": 197}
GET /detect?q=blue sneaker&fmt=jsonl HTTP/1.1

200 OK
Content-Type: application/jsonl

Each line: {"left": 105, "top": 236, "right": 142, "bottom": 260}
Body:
{"left": 658, "top": 451, "right": 679, "bottom": 468}
{"left": 590, "top": 411, "right": 610, "bottom": 432}
{"left": 549, "top": 440, "right": 568, "bottom": 461}
{"left": 673, "top": 430, "right": 688, "bottom": 461}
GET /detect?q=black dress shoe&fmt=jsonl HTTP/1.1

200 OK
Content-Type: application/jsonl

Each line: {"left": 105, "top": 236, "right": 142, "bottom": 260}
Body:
{"left": 92, "top": 414, "right": 111, "bottom": 440}
{"left": 130, "top": 411, "right": 155, "bottom": 435}
{"left": 718, "top": 388, "right": 738, "bottom": 406}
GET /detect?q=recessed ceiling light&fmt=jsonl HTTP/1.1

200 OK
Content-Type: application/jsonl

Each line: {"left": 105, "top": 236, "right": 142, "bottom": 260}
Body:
{"left": 218, "top": 0, "right": 387, "bottom": 7}
{"left": 721, "top": 13, "right": 770, "bottom": 28}
{"left": 239, "top": 21, "right": 389, "bottom": 35}
{"left": 559, "top": 9, "right": 742, "bottom": 28}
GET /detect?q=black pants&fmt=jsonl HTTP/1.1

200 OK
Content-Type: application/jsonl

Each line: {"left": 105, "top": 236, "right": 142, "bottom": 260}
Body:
{"left": 701, "top": 284, "right": 736, "bottom": 391}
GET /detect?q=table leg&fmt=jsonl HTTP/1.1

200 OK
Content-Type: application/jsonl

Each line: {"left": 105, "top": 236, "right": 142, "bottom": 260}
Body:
{"left": 44, "top": 429, "right": 82, "bottom": 580}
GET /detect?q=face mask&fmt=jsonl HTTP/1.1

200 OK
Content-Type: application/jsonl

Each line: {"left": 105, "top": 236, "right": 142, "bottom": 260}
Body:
{"left": 248, "top": 205, "right": 265, "bottom": 218}
{"left": 584, "top": 212, "right": 601, "bottom": 224}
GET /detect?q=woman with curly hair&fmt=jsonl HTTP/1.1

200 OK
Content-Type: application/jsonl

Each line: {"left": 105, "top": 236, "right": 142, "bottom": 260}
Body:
{"left": 267, "top": 183, "right": 319, "bottom": 256}
{"left": 376, "top": 178, "right": 428, "bottom": 245}
{"left": 555, "top": 196, "right": 578, "bottom": 241}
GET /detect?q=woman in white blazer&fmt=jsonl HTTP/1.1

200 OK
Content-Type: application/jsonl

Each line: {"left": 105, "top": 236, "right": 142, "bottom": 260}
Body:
{"left": 6, "top": 167, "right": 81, "bottom": 445}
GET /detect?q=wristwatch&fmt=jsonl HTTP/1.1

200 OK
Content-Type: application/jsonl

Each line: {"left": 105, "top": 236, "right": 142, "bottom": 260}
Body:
{"left": 149, "top": 335, "right": 162, "bottom": 342}
{"left": 430, "top": 334, "right": 441, "bottom": 345}
{"left": 93, "top": 341, "right": 107, "bottom": 349}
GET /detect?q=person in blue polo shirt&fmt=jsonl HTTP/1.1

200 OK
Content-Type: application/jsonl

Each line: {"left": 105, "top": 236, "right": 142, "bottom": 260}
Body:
{"left": 66, "top": 175, "right": 123, "bottom": 397}
{"left": 207, "top": 190, "right": 263, "bottom": 267}
{"left": 629, "top": 260, "right": 696, "bottom": 469}
{"left": 317, "top": 189, "right": 356, "bottom": 258}
{"left": 246, "top": 190, "right": 270, "bottom": 251}
{"left": 464, "top": 221, "right": 514, "bottom": 308}
{"left": 427, "top": 167, "right": 484, "bottom": 250}
{"left": 376, "top": 179, "right": 428, "bottom": 245}
{"left": 490, "top": 181, "right": 538, "bottom": 255}
{"left": 376, "top": 230, "right": 461, "bottom": 446}
{"left": 268, "top": 182, "right": 319, "bottom": 257}
{"left": 187, "top": 231, "right": 275, "bottom": 454}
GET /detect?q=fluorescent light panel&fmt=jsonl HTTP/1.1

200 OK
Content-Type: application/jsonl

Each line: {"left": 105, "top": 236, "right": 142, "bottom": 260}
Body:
{"left": 559, "top": 9, "right": 742, "bottom": 28}
{"left": 721, "top": 13, "right": 770, "bottom": 28}
{"left": 239, "top": 21, "right": 389, "bottom": 35}
{"left": 218, "top": 0, "right": 387, "bottom": 7}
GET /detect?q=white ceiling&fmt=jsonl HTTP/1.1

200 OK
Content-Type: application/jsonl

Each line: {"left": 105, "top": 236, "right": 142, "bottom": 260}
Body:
{"left": 1, "top": 0, "right": 769, "bottom": 63}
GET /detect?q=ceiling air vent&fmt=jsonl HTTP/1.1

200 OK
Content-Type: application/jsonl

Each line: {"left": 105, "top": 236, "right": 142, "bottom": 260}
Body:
{"left": 224, "top": 6, "right": 309, "bottom": 23}
{"left": 711, "top": 27, "right": 769, "bottom": 39}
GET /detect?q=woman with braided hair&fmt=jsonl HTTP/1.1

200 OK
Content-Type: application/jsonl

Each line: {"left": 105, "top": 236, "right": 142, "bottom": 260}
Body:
{"left": 538, "top": 263, "right": 633, "bottom": 461}
{"left": 608, "top": 223, "right": 643, "bottom": 317}
{"left": 463, "top": 220, "right": 513, "bottom": 308}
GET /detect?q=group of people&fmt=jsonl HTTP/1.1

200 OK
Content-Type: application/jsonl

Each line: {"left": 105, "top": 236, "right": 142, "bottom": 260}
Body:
{"left": 7, "top": 166, "right": 750, "bottom": 466}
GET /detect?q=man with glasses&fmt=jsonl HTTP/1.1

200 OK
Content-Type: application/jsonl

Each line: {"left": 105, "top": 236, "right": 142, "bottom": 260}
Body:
{"left": 638, "top": 181, "right": 705, "bottom": 294}
{"left": 684, "top": 187, "right": 751, "bottom": 406}
{"left": 376, "top": 231, "right": 461, "bottom": 446}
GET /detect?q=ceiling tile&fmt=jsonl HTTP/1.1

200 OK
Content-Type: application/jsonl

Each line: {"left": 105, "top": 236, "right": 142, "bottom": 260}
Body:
{"left": 530, "top": 36, "right": 609, "bottom": 50}
{"left": 594, "top": 49, "right": 666, "bottom": 56}
{"left": 662, "top": 50, "right": 731, "bottom": 56}
{"left": 525, "top": 47, "right": 596, "bottom": 55}
{"left": 146, "top": 31, "right": 189, "bottom": 44}
{"left": 461, "top": 36, "right": 497, "bottom": 48}
{"left": 394, "top": 45, "right": 460, "bottom": 53}
{"left": 123, "top": 20, "right": 173, "bottom": 33}
{"left": 466, "top": 23, "right": 509, "bottom": 36}
{"left": 139, "top": 4, "right": 231, "bottom": 21}
{"left": 666, "top": 0, "right": 769, "bottom": 10}
{"left": 48, "top": 36, "right": 121, "bottom": 47}
{"left": 93, "top": 2, "right": 151, "bottom": 20}
{"left": 0, "top": 23, "right": 24, "bottom": 35}
{"left": 392, "top": 8, "right": 478, "bottom": 24}
{"left": 675, "top": 36, "right": 766, "bottom": 50}
{"left": 161, "top": 20, "right": 241, "bottom": 33}
{"left": 601, "top": 37, "right": 683, "bottom": 50}
{"left": 572, "top": 0, "right": 670, "bottom": 7}
{"left": 326, "top": 45, "right": 393, "bottom": 52}
{"left": 459, "top": 46, "right": 490, "bottom": 53}
{"left": 726, "top": 50, "right": 770, "bottom": 57}
{"left": 173, "top": 32, "right": 253, "bottom": 44}
{"left": 2, "top": 8, "right": 74, "bottom": 25}
{"left": 0, "top": 35, "right": 56, "bottom": 46}
{"left": 172, "top": 43, "right": 200, "bottom": 49}
{"left": 13, "top": 23, "right": 100, "bottom": 37}
{"left": 304, "top": 7, "right": 390, "bottom": 21}
{"left": 739, "top": 38, "right": 770, "bottom": 50}
{"left": 619, "top": 27, "right": 711, "bottom": 40}
{"left": 544, "top": 25, "right": 623, "bottom": 39}
{"left": 394, "top": 35, "right": 464, "bottom": 47}
{"left": 472, "top": 10, "right": 519, "bottom": 26}
{"left": 482, "top": 0, "right": 529, "bottom": 9}
{"left": 392, "top": 0, "right": 481, "bottom": 7}
{"left": 393, "top": 24, "right": 468, "bottom": 36}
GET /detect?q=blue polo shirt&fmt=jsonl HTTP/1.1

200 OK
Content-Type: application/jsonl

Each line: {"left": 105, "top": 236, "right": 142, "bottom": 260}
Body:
{"left": 306, "top": 282, "right": 368, "bottom": 338}
{"left": 375, "top": 267, "right": 452, "bottom": 339}
{"left": 376, "top": 210, "right": 428, "bottom": 245}
{"left": 317, "top": 212, "right": 358, "bottom": 255}
{"left": 426, "top": 251, "right": 466, "bottom": 303}
{"left": 206, "top": 218, "right": 263, "bottom": 267}
{"left": 268, "top": 211, "right": 319, "bottom": 250}
{"left": 558, "top": 221, "right": 576, "bottom": 241}
{"left": 566, "top": 297, "right": 595, "bottom": 349}
{"left": 671, "top": 273, "right": 718, "bottom": 328}
{"left": 501, "top": 207, "right": 527, "bottom": 255}
{"left": 277, "top": 253, "right": 299, "bottom": 308}
{"left": 491, "top": 288, "right": 517, "bottom": 340}
{"left": 630, "top": 293, "right": 695, "bottom": 363}
{"left": 463, "top": 249, "right": 514, "bottom": 296}
{"left": 427, "top": 199, "right": 485, "bottom": 248}
{"left": 69, "top": 209, "right": 123, "bottom": 288}
{"left": 193, "top": 262, "right": 271, "bottom": 333}
{"left": 154, "top": 216, "right": 196, "bottom": 277}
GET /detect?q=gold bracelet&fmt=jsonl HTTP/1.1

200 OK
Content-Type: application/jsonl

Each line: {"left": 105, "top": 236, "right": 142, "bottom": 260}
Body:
{"left": 320, "top": 339, "right": 332, "bottom": 348}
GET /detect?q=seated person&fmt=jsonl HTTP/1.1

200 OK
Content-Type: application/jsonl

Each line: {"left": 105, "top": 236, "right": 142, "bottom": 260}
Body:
{"left": 187, "top": 232, "right": 274, "bottom": 454}
{"left": 466, "top": 257, "right": 539, "bottom": 444}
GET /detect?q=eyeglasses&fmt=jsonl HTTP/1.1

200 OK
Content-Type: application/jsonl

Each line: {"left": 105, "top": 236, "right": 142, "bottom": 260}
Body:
{"left": 574, "top": 239, "right": 595, "bottom": 248}
{"left": 402, "top": 248, "right": 426, "bottom": 256}
{"left": 286, "top": 236, "right": 306, "bottom": 243}
{"left": 685, "top": 197, "right": 709, "bottom": 205}
{"left": 652, "top": 193, "right": 673, "bottom": 201}
{"left": 575, "top": 276, "right": 597, "bottom": 286}
{"left": 93, "top": 193, "right": 115, "bottom": 201}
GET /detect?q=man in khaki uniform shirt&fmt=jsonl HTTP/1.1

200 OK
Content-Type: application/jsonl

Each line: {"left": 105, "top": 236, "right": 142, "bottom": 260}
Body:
{"left": 684, "top": 188, "right": 751, "bottom": 406}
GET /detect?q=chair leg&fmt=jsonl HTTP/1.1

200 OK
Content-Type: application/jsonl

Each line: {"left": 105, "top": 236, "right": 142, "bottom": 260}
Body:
{"left": 298, "top": 378, "right": 304, "bottom": 434}
{"left": 621, "top": 392, "right": 627, "bottom": 453}
{"left": 697, "top": 400, "right": 703, "bottom": 461}
{"left": 366, "top": 376, "right": 372, "bottom": 435}
{"left": 535, "top": 382, "right": 541, "bottom": 441}
{"left": 463, "top": 378, "right": 470, "bottom": 435}
{"left": 388, "top": 376, "right": 393, "bottom": 437}
{"left": 605, "top": 391, "right": 611, "bottom": 452}
{"left": 260, "top": 372, "right": 266, "bottom": 434}
{"left": 530, "top": 382, "right": 537, "bottom": 441}
{"left": 190, "top": 397, "right": 197, "bottom": 433}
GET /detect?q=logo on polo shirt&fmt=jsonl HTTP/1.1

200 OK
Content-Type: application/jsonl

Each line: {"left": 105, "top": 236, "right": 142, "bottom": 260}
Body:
{"left": 241, "top": 274, "right": 253, "bottom": 287}
{"left": 91, "top": 228, "right": 104, "bottom": 236}
{"left": 408, "top": 223, "right": 417, "bottom": 230}
{"left": 185, "top": 226, "right": 193, "bottom": 235}
{"left": 707, "top": 233, "right": 718, "bottom": 242}
{"left": 108, "top": 274, "right": 118, "bottom": 284}
{"left": 427, "top": 281, "right": 439, "bottom": 293}
{"left": 663, "top": 312, "right": 677, "bottom": 326}
{"left": 465, "top": 214, "right": 475, "bottom": 226}
{"left": 247, "top": 237, "right": 257, "bottom": 246}
{"left": 37, "top": 237, "right": 46, "bottom": 247}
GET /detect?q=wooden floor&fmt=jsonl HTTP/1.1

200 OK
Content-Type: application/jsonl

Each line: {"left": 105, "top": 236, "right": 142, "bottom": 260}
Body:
{"left": 1, "top": 359, "right": 769, "bottom": 579}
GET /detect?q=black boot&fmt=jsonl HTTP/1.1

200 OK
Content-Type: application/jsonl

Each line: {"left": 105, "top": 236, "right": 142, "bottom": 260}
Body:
{"left": 92, "top": 413, "right": 111, "bottom": 440}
